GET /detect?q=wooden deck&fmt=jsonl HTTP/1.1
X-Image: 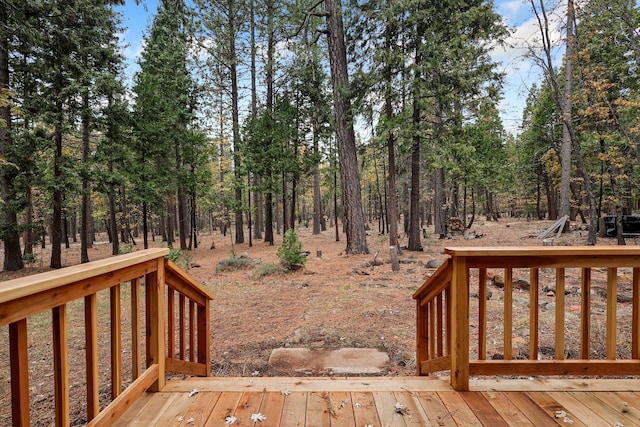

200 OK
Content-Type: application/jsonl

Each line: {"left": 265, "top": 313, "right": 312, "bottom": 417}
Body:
{"left": 114, "top": 377, "right": 640, "bottom": 426}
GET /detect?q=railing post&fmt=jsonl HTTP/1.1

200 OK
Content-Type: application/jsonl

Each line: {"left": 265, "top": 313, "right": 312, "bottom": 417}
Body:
{"left": 415, "top": 299, "right": 427, "bottom": 375}
{"left": 450, "top": 255, "right": 469, "bottom": 390}
{"left": 198, "top": 299, "right": 211, "bottom": 376}
{"left": 147, "top": 259, "right": 166, "bottom": 392}
{"left": 9, "top": 319, "right": 29, "bottom": 427}
{"left": 52, "top": 304, "right": 69, "bottom": 426}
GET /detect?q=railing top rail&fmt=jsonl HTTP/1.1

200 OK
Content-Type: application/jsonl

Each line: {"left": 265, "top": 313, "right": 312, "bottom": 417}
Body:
{"left": 0, "top": 248, "right": 169, "bottom": 305}
{"left": 413, "top": 258, "right": 452, "bottom": 300}
{"left": 165, "top": 259, "right": 214, "bottom": 301}
{"left": 445, "top": 246, "right": 640, "bottom": 257}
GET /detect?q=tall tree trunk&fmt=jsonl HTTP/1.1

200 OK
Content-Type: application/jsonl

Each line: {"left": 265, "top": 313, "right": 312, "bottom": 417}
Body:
{"left": 108, "top": 165, "right": 119, "bottom": 256}
{"left": 0, "top": 35, "right": 24, "bottom": 271}
{"left": 230, "top": 1, "right": 244, "bottom": 244}
{"left": 532, "top": 0, "right": 597, "bottom": 243}
{"left": 167, "top": 195, "right": 175, "bottom": 248}
{"left": 265, "top": 190, "right": 274, "bottom": 245}
{"left": 290, "top": 177, "right": 297, "bottom": 230}
{"left": 191, "top": 189, "right": 198, "bottom": 249}
{"left": 282, "top": 175, "right": 289, "bottom": 234}
{"left": 177, "top": 191, "right": 188, "bottom": 250}
{"left": 250, "top": 0, "right": 263, "bottom": 241}
{"left": 312, "top": 125, "right": 322, "bottom": 235}
{"left": 434, "top": 168, "right": 446, "bottom": 237}
{"left": 408, "top": 89, "right": 422, "bottom": 251}
{"left": 143, "top": 201, "right": 149, "bottom": 249}
{"left": 253, "top": 176, "right": 263, "bottom": 239}
{"left": 51, "top": 107, "right": 63, "bottom": 268}
{"left": 80, "top": 87, "right": 91, "bottom": 263}
{"left": 385, "top": 22, "right": 399, "bottom": 254}
{"left": 24, "top": 189, "right": 33, "bottom": 258}
{"left": 325, "top": 0, "right": 368, "bottom": 254}
{"left": 263, "top": 0, "right": 275, "bottom": 245}
{"left": 558, "top": 0, "right": 574, "bottom": 230}
{"left": 433, "top": 102, "right": 447, "bottom": 238}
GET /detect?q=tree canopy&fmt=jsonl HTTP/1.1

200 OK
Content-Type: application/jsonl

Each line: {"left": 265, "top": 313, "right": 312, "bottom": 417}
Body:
{"left": 1, "top": 0, "right": 639, "bottom": 270}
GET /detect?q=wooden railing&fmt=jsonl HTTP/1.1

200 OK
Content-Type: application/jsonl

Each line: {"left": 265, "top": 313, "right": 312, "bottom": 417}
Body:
{"left": 413, "top": 246, "right": 640, "bottom": 390}
{"left": 0, "top": 248, "right": 213, "bottom": 426}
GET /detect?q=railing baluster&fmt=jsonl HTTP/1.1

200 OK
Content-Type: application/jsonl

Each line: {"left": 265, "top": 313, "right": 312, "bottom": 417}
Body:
{"left": 168, "top": 288, "right": 175, "bottom": 358}
{"left": 445, "top": 286, "right": 451, "bottom": 357}
{"left": 416, "top": 299, "right": 428, "bottom": 374}
{"left": 145, "top": 272, "right": 152, "bottom": 370}
{"left": 581, "top": 268, "right": 591, "bottom": 359}
{"left": 9, "top": 319, "right": 29, "bottom": 427}
{"left": 436, "top": 293, "right": 444, "bottom": 358}
{"left": 131, "top": 278, "right": 141, "bottom": 380}
{"left": 478, "top": 268, "right": 487, "bottom": 360}
{"left": 530, "top": 268, "right": 539, "bottom": 360}
{"left": 53, "top": 304, "right": 69, "bottom": 426}
{"left": 429, "top": 300, "right": 436, "bottom": 361}
{"left": 198, "top": 299, "right": 211, "bottom": 375}
{"left": 180, "top": 294, "right": 186, "bottom": 360}
{"left": 189, "top": 300, "right": 195, "bottom": 361}
{"left": 504, "top": 268, "right": 513, "bottom": 360}
{"left": 85, "top": 294, "right": 99, "bottom": 421}
{"left": 111, "top": 285, "right": 122, "bottom": 398}
{"left": 633, "top": 268, "right": 640, "bottom": 359}
{"left": 607, "top": 268, "right": 617, "bottom": 360}
{"left": 556, "top": 268, "right": 565, "bottom": 360}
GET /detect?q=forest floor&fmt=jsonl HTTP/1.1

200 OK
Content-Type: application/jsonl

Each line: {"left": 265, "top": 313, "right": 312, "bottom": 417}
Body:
{"left": 0, "top": 217, "right": 637, "bottom": 425}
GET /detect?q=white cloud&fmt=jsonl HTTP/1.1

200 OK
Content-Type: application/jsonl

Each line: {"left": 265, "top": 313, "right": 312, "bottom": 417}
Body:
{"left": 492, "top": 0, "right": 566, "bottom": 132}
{"left": 499, "top": 0, "right": 528, "bottom": 21}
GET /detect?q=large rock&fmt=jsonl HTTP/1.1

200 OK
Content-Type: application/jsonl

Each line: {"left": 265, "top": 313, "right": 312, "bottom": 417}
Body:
{"left": 268, "top": 348, "right": 389, "bottom": 375}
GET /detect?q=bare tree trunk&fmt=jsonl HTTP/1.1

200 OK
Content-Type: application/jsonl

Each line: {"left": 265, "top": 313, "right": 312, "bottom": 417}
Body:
{"left": 167, "top": 195, "right": 175, "bottom": 248}
{"left": 434, "top": 168, "right": 446, "bottom": 237}
{"left": 250, "top": 0, "right": 263, "bottom": 241}
{"left": 313, "top": 120, "right": 322, "bottom": 235}
{"left": 24, "top": 190, "right": 33, "bottom": 258}
{"left": 532, "top": 0, "right": 598, "bottom": 243}
{"left": 408, "top": 93, "right": 422, "bottom": 251}
{"left": 325, "top": 0, "right": 368, "bottom": 254}
{"left": 0, "top": 35, "right": 24, "bottom": 271}
{"left": 558, "top": 0, "right": 574, "bottom": 231}
{"left": 80, "top": 89, "right": 91, "bottom": 263}
{"left": 143, "top": 202, "right": 149, "bottom": 249}
{"left": 177, "top": 191, "right": 187, "bottom": 250}
{"left": 51, "top": 108, "right": 63, "bottom": 268}
{"left": 265, "top": 190, "right": 274, "bottom": 245}
{"left": 108, "top": 177, "right": 119, "bottom": 256}
{"left": 230, "top": 2, "right": 244, "bottom": 244}
{"left": 385, "top": 22, "right": 399, "bottom": 255}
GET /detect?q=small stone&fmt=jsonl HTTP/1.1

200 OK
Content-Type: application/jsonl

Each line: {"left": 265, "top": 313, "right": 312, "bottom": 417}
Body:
{"left": 426, "top": 259, "right": 444, "bottom": 268}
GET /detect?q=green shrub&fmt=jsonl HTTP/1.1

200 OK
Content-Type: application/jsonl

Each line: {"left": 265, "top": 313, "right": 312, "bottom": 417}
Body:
{"left": 118, "top": 243, "right": 133, "bottom": 254}
{"left": 252, "top": 262, "right": 283, "bottom": 279}
{"left": 166, "top": 248, "right": 192, "bottom": 269}
{"left": 277, "top": 229, "right": 307, "bottom": 270}
{"left": 216, "top": 257, "right": 253, "bottom": 272}
{"left": 166, "top": 248, "right": 182, "bottom": 263}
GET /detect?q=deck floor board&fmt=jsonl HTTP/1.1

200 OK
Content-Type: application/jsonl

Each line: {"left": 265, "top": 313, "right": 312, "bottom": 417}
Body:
{"left": 113, "top": 377, "right": 640, "bottom": 426}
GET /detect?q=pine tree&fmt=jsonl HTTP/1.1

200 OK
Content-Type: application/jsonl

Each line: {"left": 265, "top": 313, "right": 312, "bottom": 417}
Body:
{"left": 133, "top": 0, "right": 196, "bottom": 250}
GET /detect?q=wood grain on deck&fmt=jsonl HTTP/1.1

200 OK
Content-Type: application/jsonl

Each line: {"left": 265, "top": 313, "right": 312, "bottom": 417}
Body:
{"left": 113, "top": 377, "right": 640, "bottom": 426}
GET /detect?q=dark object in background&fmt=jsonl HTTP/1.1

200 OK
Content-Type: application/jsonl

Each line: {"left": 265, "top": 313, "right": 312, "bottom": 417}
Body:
{"left": 603, "top": 215, "right": 640, "bottom": 237}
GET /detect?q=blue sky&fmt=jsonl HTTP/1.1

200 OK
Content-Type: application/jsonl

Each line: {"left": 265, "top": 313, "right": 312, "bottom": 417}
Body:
{"left": 116, "top": 0, "right": 561, "bottom": 135}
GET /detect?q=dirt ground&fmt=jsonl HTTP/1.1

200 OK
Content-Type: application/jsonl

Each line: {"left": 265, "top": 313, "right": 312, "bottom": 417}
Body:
{"left": 0, "top": 217, "right": 635, "bottom": 425}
